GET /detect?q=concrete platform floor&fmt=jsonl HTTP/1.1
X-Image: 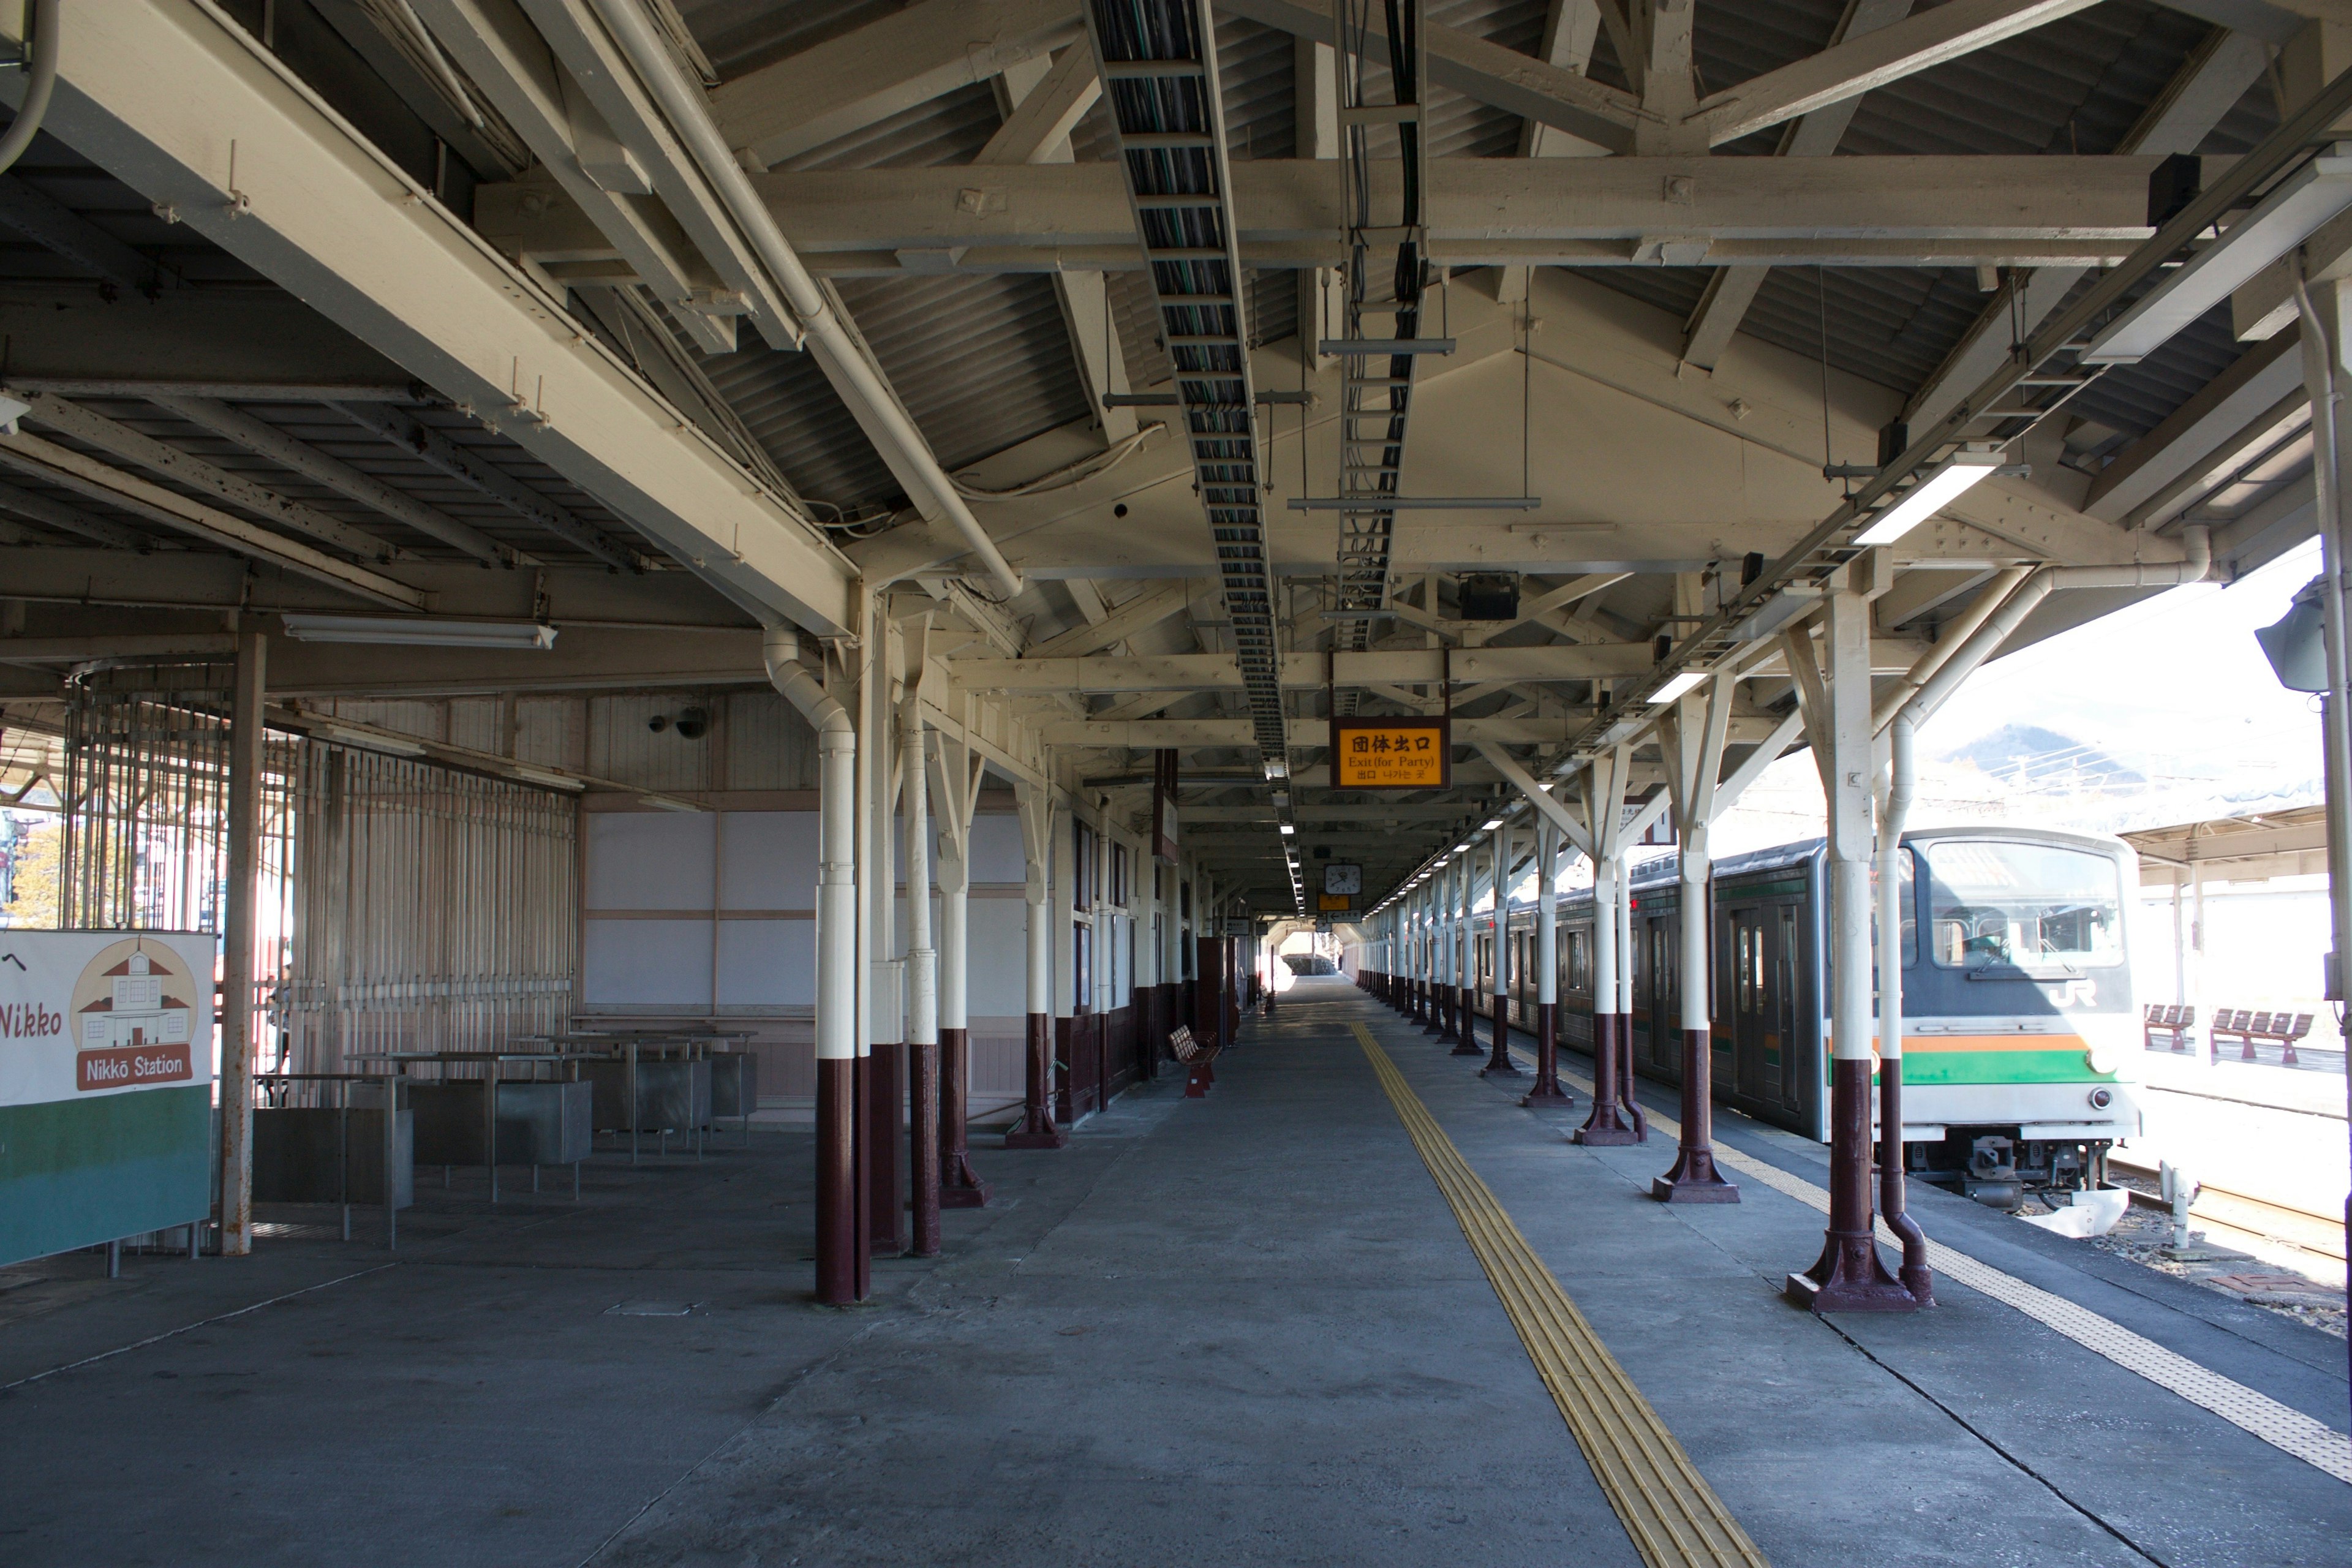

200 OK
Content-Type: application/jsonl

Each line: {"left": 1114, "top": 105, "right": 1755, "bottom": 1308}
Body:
{"left": 0, "top": 977, "right": 2344, "bottom": 1566}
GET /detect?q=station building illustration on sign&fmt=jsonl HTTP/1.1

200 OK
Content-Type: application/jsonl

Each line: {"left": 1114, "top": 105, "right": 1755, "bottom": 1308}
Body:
{"left": 73, "top": 940, "right": 197, "bottom": 1091}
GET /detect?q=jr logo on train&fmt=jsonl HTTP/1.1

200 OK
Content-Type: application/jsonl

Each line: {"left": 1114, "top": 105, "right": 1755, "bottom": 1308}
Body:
{"left": 1480, "top": 826, "right": 2138, "bottom": 1208}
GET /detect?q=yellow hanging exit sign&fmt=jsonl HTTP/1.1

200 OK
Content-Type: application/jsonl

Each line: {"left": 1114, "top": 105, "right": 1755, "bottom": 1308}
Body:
{"left": 1329, "top": 717, "right": 1450, "bottom": 790}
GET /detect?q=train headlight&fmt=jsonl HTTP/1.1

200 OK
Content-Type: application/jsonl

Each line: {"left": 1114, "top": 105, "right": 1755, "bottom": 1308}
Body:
{"left": 2079, "top": 1015, "right": 2132, "bottom": 1076}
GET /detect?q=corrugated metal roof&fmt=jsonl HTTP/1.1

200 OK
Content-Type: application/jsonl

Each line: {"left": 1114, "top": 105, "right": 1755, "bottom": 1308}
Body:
{"left": 1576, "top": 0, "right": 2276, "bottom": 435}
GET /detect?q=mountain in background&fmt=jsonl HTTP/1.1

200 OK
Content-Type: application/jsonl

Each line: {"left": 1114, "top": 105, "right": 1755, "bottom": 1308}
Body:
{"left": 1937, "top": 723, "right": 2148, "bottom": 791}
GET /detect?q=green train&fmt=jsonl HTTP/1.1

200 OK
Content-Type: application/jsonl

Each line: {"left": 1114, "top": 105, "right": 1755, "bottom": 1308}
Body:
{"left": 1477, "top": 826, "right": 2142, "bottom": 1207}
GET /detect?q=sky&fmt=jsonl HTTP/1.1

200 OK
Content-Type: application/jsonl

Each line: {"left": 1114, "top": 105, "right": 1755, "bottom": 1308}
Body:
{"left": 1915, "top": 537, "right": 2326, "bottom": 812}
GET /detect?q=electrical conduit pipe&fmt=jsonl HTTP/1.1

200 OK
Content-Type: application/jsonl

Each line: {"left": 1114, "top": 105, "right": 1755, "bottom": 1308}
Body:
{"left": 765, "top": 629, "right": 859, "bottom": 1304}
{"left": 590, "top": 0, "right": 1022, "bottom": 602}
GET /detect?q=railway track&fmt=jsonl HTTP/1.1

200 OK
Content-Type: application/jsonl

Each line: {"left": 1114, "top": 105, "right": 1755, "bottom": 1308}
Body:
{"left": 2108, "top": 1153, "right": 2346, "bottom": 1265}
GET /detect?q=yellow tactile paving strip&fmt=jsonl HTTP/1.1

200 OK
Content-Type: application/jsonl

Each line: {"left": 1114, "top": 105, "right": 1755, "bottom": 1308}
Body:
{"left": 1517, "top": 1048, "right": 2352, "bottom": 1485}
{"left": 1350, "top": 1023, "right": 1771, "bottom": 1568}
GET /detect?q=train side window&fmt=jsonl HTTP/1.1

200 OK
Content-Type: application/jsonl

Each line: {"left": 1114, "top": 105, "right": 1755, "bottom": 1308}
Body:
{"left": 1566, "top": 930, "right": 1588, "bottom": 991}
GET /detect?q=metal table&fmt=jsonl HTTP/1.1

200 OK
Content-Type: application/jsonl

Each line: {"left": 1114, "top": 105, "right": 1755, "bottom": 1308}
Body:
{"left": 348, "top": 1050, "right": 589, "bottom": 1208}
{"left": 516, "top": 1030, "right": 754, "bottom": 1161}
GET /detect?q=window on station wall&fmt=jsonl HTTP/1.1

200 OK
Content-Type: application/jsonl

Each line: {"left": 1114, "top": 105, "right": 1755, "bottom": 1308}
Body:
{"left": 1072, "top": 821, "right": 1096, "bottom": 912}
{"left": 1110, "top": 841, "right": 1129, "bottom": 908}
{"left": 1072, "top": 919, "right": 1092, "bottom": 1012}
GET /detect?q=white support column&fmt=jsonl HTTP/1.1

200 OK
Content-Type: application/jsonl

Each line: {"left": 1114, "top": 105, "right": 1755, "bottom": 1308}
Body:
{"left": 217, "top": 622, "right": 265, "bottom": 1257}
{"left": 865, "top": 613, "right": 905, "bottom": 1257}
{"left": 1482, "top": 819, "right": 1519, "bottom": 1072}
{"left": 899, "top": 624, "right": 940, "bottom": 1256}
{"left": 1007, "top": 781, "right": 1066, "bottom": 1147}
{"left": 1654, "top": 660, "right": 1736, "bottom": 1200}
{"left": 1788, "top": 576, "right": 1915, "bottom": 1308}
{"left": 927, "top": 723, "right": 990, "bottom": 1204}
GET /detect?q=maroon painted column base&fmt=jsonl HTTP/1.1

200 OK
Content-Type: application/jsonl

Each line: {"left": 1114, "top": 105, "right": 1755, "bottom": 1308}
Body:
{"left": 910, "top": 1038, "right": 942, "bottom": 1256}
{"left": 1615, "top": 1017, "right": 1648, "bottom": 1141}
{"left": 1004, "top": 1012, "right": 1069, "bottom": 1150}
{"left": 815, "top": 1056, "right": 859, "bottom": 1304}
{"left": 1785, "top": 1059, "right": 1921, "bottom": 1312}
{"left": 938, "top": 1027, "right": 991, "bottom": 1209}
{"left": 1430, "top": 983, "right": 1453, "bottom": 1038}
{"left": 867, "top": 1040, "right": 907, "bottom": 1257}
{"left": 1479, "top": 993, "right": 1522, "bottom": 1074}
{"left": 1521, "top": 1002, "right": 1572, "bottom": 1106}
{"left": 1448, "top": 987, "right": 1482, "bottom": 1056}
{"left": 1572, "top": 1014, "right": 1641, "bottom": 1145}
{"left": 1652, "top": 1030, "right": 1737, "bottom": 1201}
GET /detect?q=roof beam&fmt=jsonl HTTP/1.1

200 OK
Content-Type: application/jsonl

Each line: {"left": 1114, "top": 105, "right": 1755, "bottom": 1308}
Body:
{"left": 1023, "top": 582, "right": 1193, "bottom": 657}
{"left": 0, "top": 291, "right": 420, "bottom": 399}
{"left": 709, "top": 0, "right": 1082, "bottom": 171}
{"left": 2081, "top": 328, "right": 2305, "bottom": 523}
{"left": 1495, "top": 0, "right": 1606, "bottom": 304}
{"left": 153, "top": 395, "right": 511, "bottom": 565}
{"left": 411, "top": 0, "right": 740, "bottom": 353}
{"left": 1681, "top": 0, "right": 1914, "bottom": 371}
{"left": 1041, "top": 717, "right": 1594, "bottom": 747}
{"left": 0, "top": 474, "right": 154, "bottom": 550}
{"left": 1219, "top": 0, "right": 1641, "bottom": 153}
{"left": 1690, "top": 0, "right": 2105, "bottom": 148}
{"left": 981, "top": 50, "right": 1133, "bottom": 444}
{"left": 15, "top": 391, "right": 404, "bottom": 563}
{"left": 0, "top": 431, "right": 426, "bottom": 609}
{"left": 721, "top": 156, "right": 2162, "bottom": 264}
{"left": 979, "top": 43, "right": 1101, "bottom": 165}
{"left": 332, "top": 402, "right": 639, "bottom": 571}
{"left": 1901, "top": 28, "right": 2268, "bottom": 432}
{"left": 955, "top": 645, "right": 1655, "bottom": 692}
{"left": 0, "top": 172, "right": 173, "bottom": 292}
{"left": 29, "top": 0, "right": 857, "bottom": 634}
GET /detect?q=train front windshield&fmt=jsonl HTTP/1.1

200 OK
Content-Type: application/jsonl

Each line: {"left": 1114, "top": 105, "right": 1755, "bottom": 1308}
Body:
{"left": 1923, "top": 840, "right": 2123, "bottom": 973}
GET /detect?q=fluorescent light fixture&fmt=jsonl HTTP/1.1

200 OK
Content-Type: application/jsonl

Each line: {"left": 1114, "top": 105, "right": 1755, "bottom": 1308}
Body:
{"left": 1647, "top": 671, "right": 1708, "bottom": 704}
{"left": 1480, "top": 818, "right": 1503, "bottom": 831}
{"left": 1264, "top": 758, "right": 1287, "bottom": 778}
{"left": 1852, "top": 451, "right": 2005, "bottom": 546}
{"left": 2083, "top": 145, "right": 2352, "bottom": 364}
{"left": 282, "top": 615, "right": 557, "bottom": 650}
{"left": 1278, "top": 824, "right": 1295, "bottom": 835}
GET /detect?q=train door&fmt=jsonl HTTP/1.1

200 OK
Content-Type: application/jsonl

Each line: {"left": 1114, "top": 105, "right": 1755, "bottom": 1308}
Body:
{"left": 1642, "top": 914, "right": 1677, "bottom": 1075}
{"left": 1773, "top": 903, "right": 1804, "bottom": 1116}
{"left": 1730, "top": 907, "right": 1771, "bottom": 1100}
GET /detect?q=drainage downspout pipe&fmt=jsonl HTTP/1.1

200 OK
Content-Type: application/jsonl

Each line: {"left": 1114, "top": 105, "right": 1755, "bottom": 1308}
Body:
{"left": 765, "top": 629, "right": 859, "bottom": 1305}
{"left": 0, "top": 0, "right": 59, "bottom": 177}
{"left": 590, "top": 0, "right": 1023, "bottom": 603}
{"left": 1875, "top": 711, "right": 1932, "bottom": 1302}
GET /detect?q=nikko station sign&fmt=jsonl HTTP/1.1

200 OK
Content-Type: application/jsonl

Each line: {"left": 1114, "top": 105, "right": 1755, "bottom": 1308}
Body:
{"left": 1329, "top": 717, "right": 1450, "bottom": 790}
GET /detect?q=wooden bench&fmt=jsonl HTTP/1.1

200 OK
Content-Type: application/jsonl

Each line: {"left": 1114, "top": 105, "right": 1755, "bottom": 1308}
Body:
{"left": 1170, "top": 1024, "right": 1219, "bottom": 1099}
{"left": 2142, "top": 1003, "right": 2195, "bottom": 1054}
{"left": 2206, "top": 1008, "right": 2253, "bottom": 1063}
{"left": 2207, "top": 1008, "right": 2321, "bottom": 1065}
